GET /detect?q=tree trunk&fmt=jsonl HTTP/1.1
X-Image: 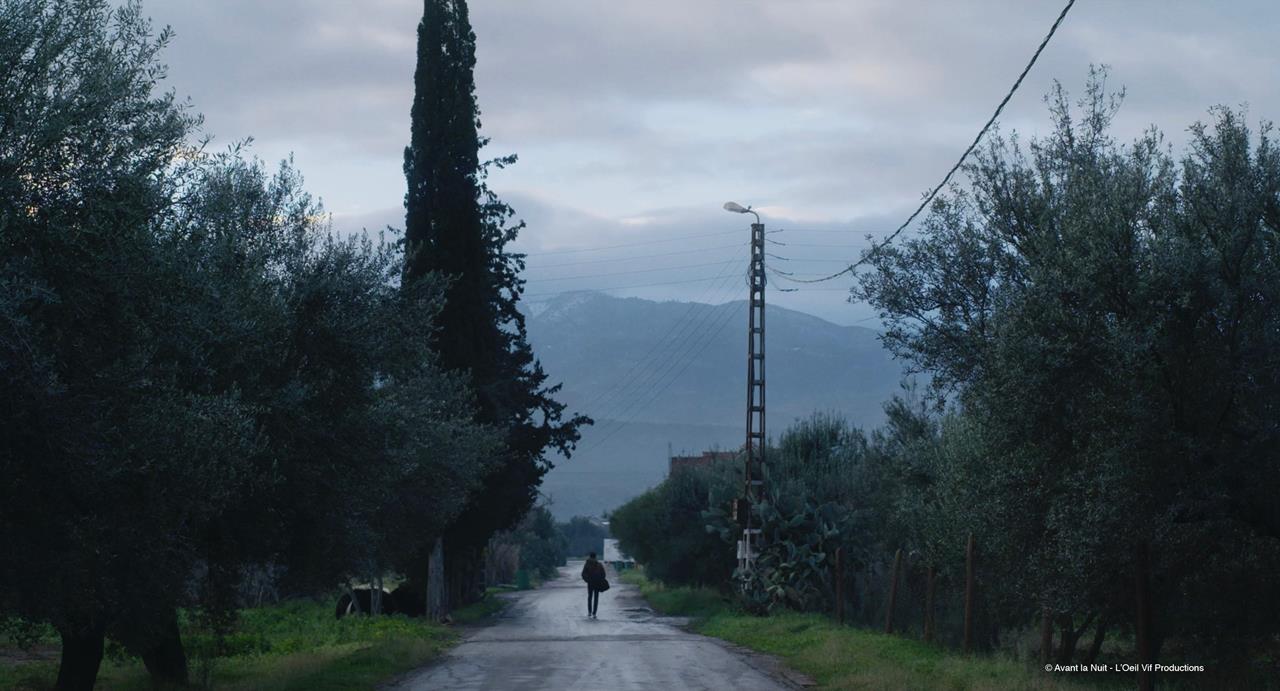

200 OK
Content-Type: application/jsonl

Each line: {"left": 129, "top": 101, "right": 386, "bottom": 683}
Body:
{"left": 139, "top": 611, "right": 188, "bottom": 688}
{"left": 345, "top": 585, "right": 363, "bottom": 615}
{"left": 835, "top": 548, "right": 845, "bottom": 626}
{"left": 448, "top": 553, "right": 462, "bottom": 611}
{"left": 55, "top": 621, "right": 105, "bottom": 691}
{"left": 922, "top": 564, "right": 935, "bottom": 642}
{"left": 371, "top": 574, "right": 383, "bottom": 616}
{"left": 427, "top": 537, "right": 446, "bottom": 621}
{"left": 962, "top": 533, "right": 975, "bottom": 654}
{"left": 1039, "top": 609, "right": 1054, "bottom": 664}
{"left": 884, "top": 549, "right": 902, "bottom": 634}
{"left": 465, "top": 550, "right": 484, "bottom": 605}
{"left": 1083, "top": 612, "right": 1110, "bottom": 666}
{"left": 1135, "top": 543, "right": 1154, "bottom": 691}
{"left": 1055, "top": 615, "right": 1082, "bottom": 664}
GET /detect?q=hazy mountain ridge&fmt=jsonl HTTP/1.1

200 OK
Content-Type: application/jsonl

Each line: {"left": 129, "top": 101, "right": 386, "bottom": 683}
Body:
{"left": 526, "top": 292, "right": 908, "bottom": 519}
{"left": 527, "top": 291, "right": 903, "bottom": 429}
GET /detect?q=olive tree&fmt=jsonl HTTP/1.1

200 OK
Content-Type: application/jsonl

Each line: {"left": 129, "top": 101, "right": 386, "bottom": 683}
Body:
{"left": 1, "top": 3, "right": 497, "bottom": 688}
{"left": 855, "top": 70, "right": 1280, "bottom": 661}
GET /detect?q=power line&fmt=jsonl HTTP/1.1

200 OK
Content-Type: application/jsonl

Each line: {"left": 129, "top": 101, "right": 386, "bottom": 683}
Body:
{"left": 770, "top": 257, "right": 856, "bottom": 264}
{"left": 525, "top": 242, "right": 744, "bottom": 269}
{"left": 524, "top": 258, "right": 741, "bottom": 283}
{"left": 772, "top": 228, "right": 862, "bottom": 234}
{"left": 777, "top": 0, "right": 1077, "bottom": 285}
{"left": 577, "top": 248, "right": 750, "bottom": 439}
{"left": 522, "top": 274, "right": 739, "bottom": 300}
{"left": 766, "top": 267, "right": 801, "bottom": 291}
{"left": 577, "top": 297, "right": 743, "bottom": 455}
{"left": 573, "top": 252, "right": 746, "bottom": 417}
{"left": 581, "top": 255, "right": 745, "bottom": 420}
{"left": 770, "top": 266, "right": 865, "bottom": 279}
{"left": 767, "top": 241, "right": 868, "bottom": 249}
{"left": 515, "top": 229, "right": 740, "bottom": 256}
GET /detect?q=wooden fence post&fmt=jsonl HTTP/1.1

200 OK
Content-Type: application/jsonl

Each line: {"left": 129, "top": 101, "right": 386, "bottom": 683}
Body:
{"left": 923, "top": 564, "right": 936, "bottom": 643}
{"left": 962, "top": 533, "right": 975, "bottom": 654}
{"left": 1135, "top": 542, "right": 1154, "bottom": 691}
{"left": 885, "top": 548, "right": 903, "bottom": 634}
{"left": 835, "top": 547, "right": 845, "bottom": 625}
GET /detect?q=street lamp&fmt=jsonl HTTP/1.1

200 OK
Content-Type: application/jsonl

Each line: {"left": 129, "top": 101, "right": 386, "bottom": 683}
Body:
{"left": 723, "top": 201, "right": 760, "bottom": 223}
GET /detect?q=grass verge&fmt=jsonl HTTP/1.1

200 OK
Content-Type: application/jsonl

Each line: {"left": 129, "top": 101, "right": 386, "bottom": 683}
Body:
{"left": 619, "top": 569, "right": 727, "bottom": 619}
{"left": 623, "top": 569, "right": 1100, "bottom": 691}
{"left": 451, "top": 589, "right": 511, "bottom": 625}
{"left": 1, "top": 599, "right": 460, "bottom": 690}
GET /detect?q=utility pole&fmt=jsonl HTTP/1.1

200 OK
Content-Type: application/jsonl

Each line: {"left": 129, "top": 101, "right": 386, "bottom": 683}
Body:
{"left": 724, "top": 202, "right": 764, "bottom": 574}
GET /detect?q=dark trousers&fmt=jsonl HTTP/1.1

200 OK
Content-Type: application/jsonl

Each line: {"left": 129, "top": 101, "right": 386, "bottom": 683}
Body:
{"left": 587, "top": 587, "right": 600, "bottom": 615}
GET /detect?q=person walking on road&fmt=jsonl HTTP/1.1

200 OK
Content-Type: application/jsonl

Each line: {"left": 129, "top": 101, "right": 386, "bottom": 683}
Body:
{"left": 581, "top": 552, "right": 608, "bottom": 618}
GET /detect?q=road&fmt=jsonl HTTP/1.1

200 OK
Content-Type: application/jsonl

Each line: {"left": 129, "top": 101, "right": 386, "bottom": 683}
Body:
{"left": 388, "top": 561, "right": 793, "bottom": 691}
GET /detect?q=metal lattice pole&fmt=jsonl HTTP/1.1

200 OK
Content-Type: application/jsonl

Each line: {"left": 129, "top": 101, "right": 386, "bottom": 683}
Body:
{"left": 742, "top": 220, "right": 766, "bottom": 572}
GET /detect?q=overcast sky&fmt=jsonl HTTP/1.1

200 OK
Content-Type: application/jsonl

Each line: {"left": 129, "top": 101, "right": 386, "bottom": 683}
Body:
{"left": 142, "top": 0, "right": 1280, "bottom": 325}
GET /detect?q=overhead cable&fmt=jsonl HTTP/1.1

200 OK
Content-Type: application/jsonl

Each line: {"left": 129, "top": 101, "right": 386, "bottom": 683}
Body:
{"left": 517, "top": 229, "right": 740, "bottom": 256}
{"left": 778, "top": 0, "right": 1077, "bottom": 284}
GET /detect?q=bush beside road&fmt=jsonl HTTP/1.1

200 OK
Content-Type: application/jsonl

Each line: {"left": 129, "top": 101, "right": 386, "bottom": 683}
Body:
{"left": 622, "top": 570, "right": 1105, "bottom": 691}
{"left": 0, "top": 595, "right": 512, "bottom": 690}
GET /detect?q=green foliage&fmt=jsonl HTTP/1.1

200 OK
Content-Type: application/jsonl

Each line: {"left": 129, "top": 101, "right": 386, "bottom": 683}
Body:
{"left": 610, "top": 464, "right": 737, "bottom": 587}
{"left": 2, "top": 599, "right": 457, "bottom": 690}
{"left": 855, "top": 69, "right": 1280, "bottom": 660}
{"left": 1, "top": 0, "right": 249, "bottom": 669}
{"left": 401, "top": 0, "right": 589, "bottom": 565}
{"left": 609, "top": 75, "right": 1280, "bottom": 675}
{"left": 699, "top": 613, "right": 1098, "bottom": 691}
{"left": 728, "top": 499, "right": 840, "bottom": 613}
{"left": 0, "top": 1, "right": 498, "bottom": 686}
{"left": 0, "top": 619, "right": 55, "bottom": 651}
{"left": 557, "top": 516, "right": 608, "bottom": 558}
{"left": 735, "top": 413, "right": 890, "bottom": 612}
{"left": 619, "top": 570, "right": 729, "bottom": 620}
{"left": 622, "top": 570, "right": 1093, "bottom": 691}
{"left": 449, "top": 594, "right": 509, "bottom": 625}
{"left": 514, "top": 507, "right": 569, "bottom": 580}
{"left": 483, "top": 506, "right": 568, "bottom": 586}
{"left": 218, "top": 600, "right": 449, "bottom": 656}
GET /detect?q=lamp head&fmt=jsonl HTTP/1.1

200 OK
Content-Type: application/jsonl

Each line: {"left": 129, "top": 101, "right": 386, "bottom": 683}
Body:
{"left": 723, "top": 201, "right": 749, "bottom": 214}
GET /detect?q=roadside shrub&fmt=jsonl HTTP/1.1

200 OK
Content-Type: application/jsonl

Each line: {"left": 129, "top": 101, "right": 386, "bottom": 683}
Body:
{"left": 611, "top": 464, "right": 736, "bottom": 587}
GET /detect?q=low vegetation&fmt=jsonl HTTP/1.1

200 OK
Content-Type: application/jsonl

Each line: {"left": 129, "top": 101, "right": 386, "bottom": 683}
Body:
{"left": 624, "top": 570, "right": 1100, "bottom": 691}
{"left": 0, "top": 587, "right": 520, "bottom": 691}
{"left": 0, "top": 599, "right": 469, "bottom": 690}
{"left": 556, "top": 516, "right": 609, "bottom": 558}
{"left": 619, "top": 571, "right": 727, "bottom": 620}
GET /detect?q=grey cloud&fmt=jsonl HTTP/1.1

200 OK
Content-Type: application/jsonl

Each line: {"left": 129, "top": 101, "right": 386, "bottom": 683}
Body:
{"left": 145, "top": 1, "right": 1280, "bottom": 144}
{"left": 143, "top": 0, "right": 1280, "bottom": 163}
{"left": 133, "top": 0, "right": 1280, "bottom": 324}
{"left": 499, "top": 198, "right": 890, "bottom": 325}
{"left": 149, "top": 0, "right": 417, "bottom": 151}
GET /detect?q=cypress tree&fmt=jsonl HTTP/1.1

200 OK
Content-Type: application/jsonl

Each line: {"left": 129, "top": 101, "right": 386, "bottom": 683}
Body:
{"left": 402, "top": 0, "right": 588, "bottom": 611}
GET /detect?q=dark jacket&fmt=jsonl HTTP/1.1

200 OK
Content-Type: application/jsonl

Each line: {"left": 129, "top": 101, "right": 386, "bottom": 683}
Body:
{"left": 581, "top": 558, "right": 606, "bottom": 589}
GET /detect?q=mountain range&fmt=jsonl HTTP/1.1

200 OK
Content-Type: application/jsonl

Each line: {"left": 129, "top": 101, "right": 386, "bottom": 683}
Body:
{"left": 524, "top": 291, "right": 909, "bottom": 520}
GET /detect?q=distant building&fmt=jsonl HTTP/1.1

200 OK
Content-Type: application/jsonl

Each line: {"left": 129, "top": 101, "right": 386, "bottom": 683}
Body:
{"left": 669, "top": 450, "right": 738, "bottom": 475}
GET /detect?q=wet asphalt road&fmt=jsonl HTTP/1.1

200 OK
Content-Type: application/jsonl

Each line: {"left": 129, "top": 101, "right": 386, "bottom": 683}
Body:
{"left": 387, "top": 561, "right": 789, "bottom": 691}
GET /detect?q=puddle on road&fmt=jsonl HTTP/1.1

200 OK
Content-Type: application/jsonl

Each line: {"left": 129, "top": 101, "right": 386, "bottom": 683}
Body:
{"left": 616, "top": 605, "right": 692, "bottom": 628}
